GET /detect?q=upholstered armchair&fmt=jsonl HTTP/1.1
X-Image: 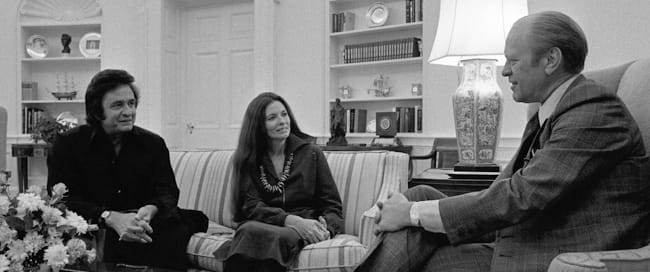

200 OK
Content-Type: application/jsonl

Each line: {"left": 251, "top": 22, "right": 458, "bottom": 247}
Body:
{"left": 545, "top": 59, "right": 650, "bottom": 271}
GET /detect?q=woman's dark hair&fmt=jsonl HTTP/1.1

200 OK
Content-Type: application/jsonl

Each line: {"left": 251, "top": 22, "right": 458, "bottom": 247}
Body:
{"left": 85, "top": 69, "right": 140, "bottom": 128}
{"left": 528, "top": 11, "right": 588, "bottom": 74}
{"left": 231, "top": 92, "right": 310, "bottom": 220}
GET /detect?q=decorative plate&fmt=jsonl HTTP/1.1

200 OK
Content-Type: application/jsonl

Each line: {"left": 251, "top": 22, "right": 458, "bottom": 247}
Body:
{"left": 79, "top": 32, "right": 101, "bottom": 58}
{"left": 26, "top": 34, "right": 48, "bottom": 58}
{"left": 366, "top": 2, "right": 388, "bottom": 27}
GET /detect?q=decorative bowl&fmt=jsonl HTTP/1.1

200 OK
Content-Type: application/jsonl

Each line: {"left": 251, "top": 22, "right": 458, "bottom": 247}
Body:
{"left": 51, "top": 91, "right": 77, "bottom": 100}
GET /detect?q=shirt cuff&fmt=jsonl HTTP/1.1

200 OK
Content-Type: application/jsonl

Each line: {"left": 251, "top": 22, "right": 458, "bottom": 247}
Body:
{"left": 409, "top": 200, "right": 446, "bottom": 233}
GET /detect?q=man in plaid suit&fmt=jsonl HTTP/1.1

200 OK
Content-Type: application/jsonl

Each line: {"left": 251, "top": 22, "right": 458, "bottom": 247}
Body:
{"left": 356, "top": 11, "right": 650, "bottom": 272}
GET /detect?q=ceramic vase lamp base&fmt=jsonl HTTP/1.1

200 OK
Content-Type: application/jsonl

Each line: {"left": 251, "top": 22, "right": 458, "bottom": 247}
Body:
{"left": 452, "top": 58, "right": 503, "bottom": 173}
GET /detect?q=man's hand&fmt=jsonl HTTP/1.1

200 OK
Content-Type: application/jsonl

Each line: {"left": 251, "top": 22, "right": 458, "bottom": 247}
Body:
{"left": 374, "top": 191, "right": 413, "bottom": 233}
{"left": 136, "top": 205, "right": 158, "bottom": 224}
{"left": 285, "top": 215, "right": 329, "bottom": 244}
{"left": 106, "top": 211, "right": 153, "bottom": 243}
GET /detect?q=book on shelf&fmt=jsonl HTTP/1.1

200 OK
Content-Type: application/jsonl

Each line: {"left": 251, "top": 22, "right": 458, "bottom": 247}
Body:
{"left": 332, "top": 12, "right": 355, "bottom": 33}
{"left": 405, "top": 0, "right": 423, "bottom": 23}
{"left": 343, "top": 37, "right": 421, "bottom": 64}
{"left": 354, "top": 109, "right": 367, "bottom": 133}
{"left": 414, "top": 105, "right": 422, "bottom": 133}
{"left": 21, "top": 81, "right": 38, "bottom": 100}
{"left": 22, "top": 107, "right": 45, "bottom": 134}
{"left": 393, "top": 106, "right": 419, "bottom": 133}
{"left": 339, "top": 108, "right": 368, "bottom": 134}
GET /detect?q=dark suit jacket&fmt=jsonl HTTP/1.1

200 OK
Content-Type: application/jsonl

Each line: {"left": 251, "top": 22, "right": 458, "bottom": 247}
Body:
{"left": 439, "top": 76, "right": 650, "bottom": 271}
{"left": 47, "top": 125, "right": 180, "bottom": 225}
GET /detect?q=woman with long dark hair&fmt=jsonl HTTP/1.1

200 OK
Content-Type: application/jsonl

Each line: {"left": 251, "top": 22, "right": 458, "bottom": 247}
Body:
{"left": 224, "top": 92, "right": 343, "bottom": 271}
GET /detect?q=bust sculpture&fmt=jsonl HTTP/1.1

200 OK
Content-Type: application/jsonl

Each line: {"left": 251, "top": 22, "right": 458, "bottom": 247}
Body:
{"left": 61, "top": 33, "right": 71, "bottom": 56}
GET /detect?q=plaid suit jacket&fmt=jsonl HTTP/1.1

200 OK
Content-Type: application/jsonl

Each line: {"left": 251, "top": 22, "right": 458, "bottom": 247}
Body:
{"left": 439, "top": 76, "right": 650, "bottom": 271}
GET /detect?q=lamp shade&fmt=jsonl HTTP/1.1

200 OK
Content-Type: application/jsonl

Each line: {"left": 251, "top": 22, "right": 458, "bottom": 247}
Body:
{"left": 428, "top": 0, "right": 528, "bottom": 66}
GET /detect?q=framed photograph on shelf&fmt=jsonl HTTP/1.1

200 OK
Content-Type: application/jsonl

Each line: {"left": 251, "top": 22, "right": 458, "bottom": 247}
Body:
{"left": 79, "top": 32, "right": 101, "bottom": 58}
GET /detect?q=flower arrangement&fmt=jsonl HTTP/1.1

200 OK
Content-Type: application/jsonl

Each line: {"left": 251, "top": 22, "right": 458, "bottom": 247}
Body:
{"left": 0, "top": 181, "right": 98, "bottom": 272}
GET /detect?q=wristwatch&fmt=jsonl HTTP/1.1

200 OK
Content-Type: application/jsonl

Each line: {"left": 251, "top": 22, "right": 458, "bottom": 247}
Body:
{"left": 100, "top": 210, "right": 112, "bottom": 225}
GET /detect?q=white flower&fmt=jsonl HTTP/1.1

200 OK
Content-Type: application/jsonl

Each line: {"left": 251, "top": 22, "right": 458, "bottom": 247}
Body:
{"left": 0, "top": 255, "right": 10, "bottom": 272}
{"left": 86, "top": 248, "right": 97, "bottom": 263}
{"left": 16, "top": 193, "right": 45, "bottom": 212}
{"left": 40, "top": 205, "right": 64, "bottom": 226}
{"left": 51, "top": 183, "right": 68, "bottom": 196}
{"left": 0, "top": 195, "right": 10, "bottom": 215}
{"left": 58, "top": 211, "right": 90, "bottom": 234}
{"left": 8, "top": 262, "right": 22, "bottom": 272}
{"left": 26, "top": 185, "right": 43, "bottom": 197}
{"left": 65, "top": 238, "right": 86, "bottom": 263}
{"left": 0, "top": 222, "right": 17, "bottom": 247}
{"left": 22, "top": 232, "right": 46, "bottom": 253}
{"left": 6, "top": 240, "right": 28, "bottom": 262}
{"left": 44, "top": 243, "right": 69, "bottom": 267}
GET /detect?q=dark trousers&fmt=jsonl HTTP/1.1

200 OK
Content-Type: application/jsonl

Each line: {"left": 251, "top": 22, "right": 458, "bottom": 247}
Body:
{"left": 355, "top": 185, "right": 494, "bottom": 272}
{"left": 222, "top": 221, "right": 304, "bottom": 272}
{"left": 102, "top": 217, "right": 192, "bottom": 270}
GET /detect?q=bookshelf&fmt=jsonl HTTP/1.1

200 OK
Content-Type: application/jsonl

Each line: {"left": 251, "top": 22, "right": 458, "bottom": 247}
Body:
{"left": 17, "top": 1, "right": 102, "bottom": 137}
{"left": 326, "top": 0, "right": 425, "bottom": 136}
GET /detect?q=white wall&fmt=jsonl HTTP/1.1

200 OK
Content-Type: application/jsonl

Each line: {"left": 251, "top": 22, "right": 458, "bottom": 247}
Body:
{"left": 3, "top": 0, "right": 650, "bottom": 176}
{"left": 273, "top": 0, "right": 327, "bottom": 136}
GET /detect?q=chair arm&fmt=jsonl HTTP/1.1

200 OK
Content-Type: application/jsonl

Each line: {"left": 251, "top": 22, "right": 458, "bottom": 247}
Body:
{"left": 548, "top": 245, "right": 650, "bottom": 272}
{"left": 358, "top": 206, "right": 379, "bottom": 247}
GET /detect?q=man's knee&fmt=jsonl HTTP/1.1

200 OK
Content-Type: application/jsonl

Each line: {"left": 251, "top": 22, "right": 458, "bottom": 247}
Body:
{"left": 404, "top": 185, "right": 447, "bottom": 201}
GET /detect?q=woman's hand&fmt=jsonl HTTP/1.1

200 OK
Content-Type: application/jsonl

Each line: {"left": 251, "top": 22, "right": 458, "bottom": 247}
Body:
{"left": 106, "top": 211, "right": 153, "bottom": 243}
{"left": 284, "top": 215, "right": 329, "bottom": 244}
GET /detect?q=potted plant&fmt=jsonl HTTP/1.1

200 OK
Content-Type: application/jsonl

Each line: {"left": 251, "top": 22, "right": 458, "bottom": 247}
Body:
{"left": 31, "top": 113, "right": 77, "bottom": 144}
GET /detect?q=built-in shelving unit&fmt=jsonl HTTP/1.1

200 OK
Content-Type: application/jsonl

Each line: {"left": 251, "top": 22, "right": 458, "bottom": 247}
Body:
{"left": 17, "top": 0, "right": 102, "bottom": 137}
{"left": 326, "top": 0, "right": 425, "bottom": 136}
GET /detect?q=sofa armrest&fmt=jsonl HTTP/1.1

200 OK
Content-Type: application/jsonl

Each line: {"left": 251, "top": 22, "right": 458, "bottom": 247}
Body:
{"left": 548, "top": 245, "right": 650, "bottom": 272}
{"left": 358, "top": 206, "right": 379, "bottom": 247}
{"left": 356, "top": 151, "right": 409, "bottom": 247}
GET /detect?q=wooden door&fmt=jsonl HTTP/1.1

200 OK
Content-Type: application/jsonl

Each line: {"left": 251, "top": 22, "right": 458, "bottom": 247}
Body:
{"left": 181, "top": 0, "right": 254, "bottom": 149}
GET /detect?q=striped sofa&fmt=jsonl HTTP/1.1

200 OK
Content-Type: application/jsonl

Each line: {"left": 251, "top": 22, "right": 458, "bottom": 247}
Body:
{"left": 170, "top": 149, "right": 409, "bottom": 272}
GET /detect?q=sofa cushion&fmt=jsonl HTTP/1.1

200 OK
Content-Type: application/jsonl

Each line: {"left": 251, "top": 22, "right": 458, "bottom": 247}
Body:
{"left": 171, "top": 150, "right": 237, "bottom": 229}
{"left": 289, "top": 234, "right": 367, "bottom": 272}
{"left": 187, "top": 232, "right": 234, "bottom": 271}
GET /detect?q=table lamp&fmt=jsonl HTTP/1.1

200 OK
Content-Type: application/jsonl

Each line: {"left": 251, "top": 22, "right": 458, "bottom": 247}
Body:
{"left": 428, "top": 0, "right": 528, "bottom": 172}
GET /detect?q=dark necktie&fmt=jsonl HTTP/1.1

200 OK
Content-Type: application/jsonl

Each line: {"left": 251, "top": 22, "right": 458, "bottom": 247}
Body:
{"left": 513, "top": 113, "right": 542, "bottom": 171}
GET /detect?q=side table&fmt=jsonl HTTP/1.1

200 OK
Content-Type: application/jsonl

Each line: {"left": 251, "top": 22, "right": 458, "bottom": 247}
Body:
{"left": 320, "top": 144, "right": 413, "bottom": 155}
{"left": 11, "top": 143, "right": 49, "bottom": 192}
{"left": 410, "top": 168, "right": 496, "bottom": 196}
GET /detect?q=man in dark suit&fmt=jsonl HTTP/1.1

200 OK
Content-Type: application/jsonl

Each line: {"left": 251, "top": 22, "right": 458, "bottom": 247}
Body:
{"left": 47, "top": 69, "right": 206, "bottom": 270}
{"left": 355, "top": 11, "right": 650, "bottom": 272}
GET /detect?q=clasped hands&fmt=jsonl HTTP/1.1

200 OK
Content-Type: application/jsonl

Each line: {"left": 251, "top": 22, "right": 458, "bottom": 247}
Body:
{"left": 374, "top": 191, "right": 413, "bottom": 234}
{"left": 285, "top": 215, "right": 330, "bottom": 245}
{"left": 106, "top": 205, "right": 158, "bottom": 243}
